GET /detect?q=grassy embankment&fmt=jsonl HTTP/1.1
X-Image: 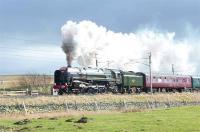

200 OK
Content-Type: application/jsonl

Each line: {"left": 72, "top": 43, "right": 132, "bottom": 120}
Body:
{"left": 1, "top": 93, "right": 200, "bottom": 105}
{"left": 0, "top": 106, "right": 200, "bottom": 132}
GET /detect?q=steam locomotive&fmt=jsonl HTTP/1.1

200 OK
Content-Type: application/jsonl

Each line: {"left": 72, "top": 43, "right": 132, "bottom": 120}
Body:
{"left": 53, "top": 67, "right": 200, "bottom": 95}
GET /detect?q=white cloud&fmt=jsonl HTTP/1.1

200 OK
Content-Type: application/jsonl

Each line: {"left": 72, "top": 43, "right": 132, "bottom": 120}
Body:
{"left": 61, "top": 20, "right": 197, "bottom": 75}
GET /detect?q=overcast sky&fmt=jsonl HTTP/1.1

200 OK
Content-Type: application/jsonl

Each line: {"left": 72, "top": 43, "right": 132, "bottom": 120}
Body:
{"left": 0, "top": 0, "right": 200, "bottom": 74}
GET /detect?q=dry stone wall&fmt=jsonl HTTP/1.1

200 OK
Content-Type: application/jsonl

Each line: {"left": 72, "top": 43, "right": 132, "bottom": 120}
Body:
{"left": 1, "top": 101, "right": 200, "bottom": 114}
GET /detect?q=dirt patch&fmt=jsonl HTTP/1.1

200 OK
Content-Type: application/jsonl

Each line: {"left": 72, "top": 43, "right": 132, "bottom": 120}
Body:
{"left": 156, "top": 119, "right": 162, "bottom": 122}
{"left": 18, "top": 127, "right": 30, "bottom": 131}
{"left": 75, "top": 117, "right": 88, "bottom": 123}
{"left": 14, "top": 119, "right": 31, "bottom": 125}
{"left": 35, "top": 125, "right": 43, "bottom": 128}
{"left": 65, "top": 118, "right": 75, "bottom": 122}
{"left": 49, "top": 117, "right": 58, "bottom": 120}
{"left": 47, "top": 127, "right": 55, "bottom": 130}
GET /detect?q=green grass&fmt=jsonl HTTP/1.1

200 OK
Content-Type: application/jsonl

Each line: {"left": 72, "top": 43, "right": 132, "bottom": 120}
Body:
{"left": 1, "top": 106, "right": 200, "bottom": 132}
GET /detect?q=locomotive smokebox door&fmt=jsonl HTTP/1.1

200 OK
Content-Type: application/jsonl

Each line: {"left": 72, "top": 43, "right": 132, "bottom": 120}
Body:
{"left": 53, "top": 88, "right": 58, "bottom": 95}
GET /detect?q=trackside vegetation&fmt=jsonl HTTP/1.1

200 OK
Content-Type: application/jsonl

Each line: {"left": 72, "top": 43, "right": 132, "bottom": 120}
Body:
{"left": 1, "top": 106, "right": 200, "bottom": 132}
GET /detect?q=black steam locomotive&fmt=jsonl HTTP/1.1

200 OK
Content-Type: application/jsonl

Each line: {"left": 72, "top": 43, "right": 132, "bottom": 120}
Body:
{"left": 53, "top": 67, "right": 144, "bottom": 95}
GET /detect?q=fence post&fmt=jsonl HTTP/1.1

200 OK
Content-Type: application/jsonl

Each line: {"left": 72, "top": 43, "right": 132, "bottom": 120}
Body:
{"left": 146, "top": 101, "right": 149, "bottom": 109}
{"left": 154, "top": 100, "right": 157, "bottom": 108}
{"left": 123, "top": 100, "right": 127, "bottom": 110}
{"left": 167, "top": 96, "right": 171, "bottom": 108}
{"left": 74, "top": 101, "right": 78, "bottom": 110}
{"left": 94, "top": 101, "right": 99, "bottom": 111}
{"left": 23, "top": 101, "right": 27, "bottom": 115}
{"left": 119, "top": 100, "right": 123, "bottom": 110}
{"left": 147, "top": 101, "right": 152, "bottom": 109}
{"left": 65, "top": 102, "right": 69, "bottom": 112}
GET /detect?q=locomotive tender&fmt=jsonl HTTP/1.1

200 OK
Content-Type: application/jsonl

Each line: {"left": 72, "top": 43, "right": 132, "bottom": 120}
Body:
{"left": 53, "top": 67, "right": 200, "bottom": 95}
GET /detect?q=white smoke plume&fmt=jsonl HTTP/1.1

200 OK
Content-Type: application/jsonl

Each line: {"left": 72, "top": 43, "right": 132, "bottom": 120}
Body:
{"left": 61, "top": 20, "right": 197, "bottom": 75}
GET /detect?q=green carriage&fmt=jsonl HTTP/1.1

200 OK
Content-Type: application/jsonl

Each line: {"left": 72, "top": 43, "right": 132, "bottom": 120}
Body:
{"left": 121, "top": 71, "right": 144, "bottom": 93}
{"left": 192, "top": 77, "right": 200, "bottom": 90}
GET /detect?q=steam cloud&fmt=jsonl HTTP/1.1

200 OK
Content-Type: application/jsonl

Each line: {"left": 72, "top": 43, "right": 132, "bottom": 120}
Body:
{"left": 61, "top": 20, "right": 197, "bottom": 75}
{"left": 61, "top": 21, "right": 78, "bottom": 67}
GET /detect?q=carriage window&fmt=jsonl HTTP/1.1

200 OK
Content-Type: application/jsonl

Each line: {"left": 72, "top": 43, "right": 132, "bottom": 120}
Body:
{"left": 164, "top": 77, "right": 167, "bottom": 82}
{"left": 182, "top": 78, "right": 187, "bottom": 83}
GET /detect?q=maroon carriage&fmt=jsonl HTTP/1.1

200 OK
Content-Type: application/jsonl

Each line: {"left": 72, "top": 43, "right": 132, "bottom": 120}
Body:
{"left": 145, "top": 74, "right": 192, "bottom": 92}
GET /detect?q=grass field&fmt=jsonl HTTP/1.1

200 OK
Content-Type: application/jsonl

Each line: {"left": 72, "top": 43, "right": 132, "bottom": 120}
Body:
{"left": 1, "top": 106, "right": 200, "bottom": 132}
{"left": 0, "top": 75, "right": 53, "bottom": 90}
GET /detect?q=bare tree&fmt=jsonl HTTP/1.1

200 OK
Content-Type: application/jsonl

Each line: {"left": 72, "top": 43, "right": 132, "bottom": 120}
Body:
{"left": 18, "top": 73, "right": 53, "bottom": 95}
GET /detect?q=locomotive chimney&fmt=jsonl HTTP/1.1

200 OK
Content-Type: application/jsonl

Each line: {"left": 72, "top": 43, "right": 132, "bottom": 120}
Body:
{"left": 66, "top": 52, "right": 72, "bottom": 67}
